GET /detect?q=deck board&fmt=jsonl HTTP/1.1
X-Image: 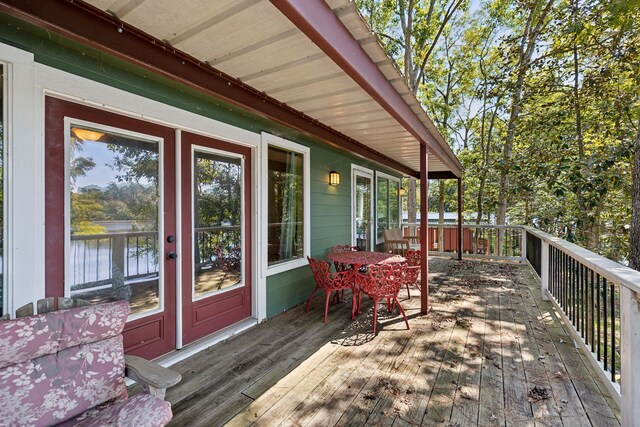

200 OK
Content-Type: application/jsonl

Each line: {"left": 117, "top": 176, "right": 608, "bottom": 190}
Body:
{"left": 154, "top": 257, "right": 620, "bottom": 426}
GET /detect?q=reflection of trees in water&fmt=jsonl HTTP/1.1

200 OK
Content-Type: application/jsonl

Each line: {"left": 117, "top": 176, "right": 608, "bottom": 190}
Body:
{"left": 70, "top": 132, "right": 159, "bottom": 235}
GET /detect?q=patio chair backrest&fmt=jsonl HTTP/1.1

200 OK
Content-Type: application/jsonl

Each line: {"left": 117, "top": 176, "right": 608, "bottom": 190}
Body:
{"left": 328, "top": 244, "right": 359, "bottom": 253}
{"left": 308, "top": 256, "right": 331, "bottom": 287}
{"left": 307, "top": 256, "right": 353, "bottom": 291}
{"left": 405, "top": 249, "right": 421, "bottom": 266}
{"left": 359, "top": 262, "right": 407, "bottom": 297}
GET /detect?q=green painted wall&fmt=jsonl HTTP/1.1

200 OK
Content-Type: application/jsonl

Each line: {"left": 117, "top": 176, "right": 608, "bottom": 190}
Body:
{"left": 0, "top": 14, "right": 402, "bottom": 319}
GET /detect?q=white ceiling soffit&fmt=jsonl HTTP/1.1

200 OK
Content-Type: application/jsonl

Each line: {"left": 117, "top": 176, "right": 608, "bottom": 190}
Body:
{"left": 86, "top": 0, "right": 461, "bottom": 176}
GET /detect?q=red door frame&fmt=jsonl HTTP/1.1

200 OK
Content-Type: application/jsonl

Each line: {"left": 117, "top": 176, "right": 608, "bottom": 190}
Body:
{"left": 180, "top": 132, "right": 252, "bottom": 345}
{"left": 44, "top": 97, "right": 177, "bottom": 359}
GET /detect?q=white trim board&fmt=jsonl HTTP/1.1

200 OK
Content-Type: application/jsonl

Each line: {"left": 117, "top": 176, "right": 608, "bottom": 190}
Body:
{"left": 0, "top": 43, "right": 36, "bottom": 316}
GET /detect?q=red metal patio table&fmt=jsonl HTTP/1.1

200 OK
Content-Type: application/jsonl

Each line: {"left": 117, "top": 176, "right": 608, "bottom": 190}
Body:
{"left": 325, "top": 251, "right": 405, "bottom": 319}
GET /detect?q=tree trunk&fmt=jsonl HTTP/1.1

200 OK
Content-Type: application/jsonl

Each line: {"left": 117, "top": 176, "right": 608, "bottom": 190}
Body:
{"left": 497, "top": 0, "right": 555, "bottom": 255}
{"left": 629, "top": 121, "right": 640, "bottom": 270}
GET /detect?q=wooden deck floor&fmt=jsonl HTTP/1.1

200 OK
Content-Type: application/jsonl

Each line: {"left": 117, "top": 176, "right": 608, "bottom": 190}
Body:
{"left": 162, "top": 257, "right": 620, "bottom": 426}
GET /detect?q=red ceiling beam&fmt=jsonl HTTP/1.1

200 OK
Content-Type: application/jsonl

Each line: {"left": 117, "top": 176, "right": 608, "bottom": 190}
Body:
{"left": 270, "top": 0, "right": 462, "bottom": 177}
{"left": 0, "top": 0, "right": 418, "bottom": 177}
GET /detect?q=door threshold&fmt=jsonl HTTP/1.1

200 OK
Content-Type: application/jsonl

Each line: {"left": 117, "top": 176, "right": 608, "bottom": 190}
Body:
{"left": 155, "top": 317, "right": 258, "bottom": 368}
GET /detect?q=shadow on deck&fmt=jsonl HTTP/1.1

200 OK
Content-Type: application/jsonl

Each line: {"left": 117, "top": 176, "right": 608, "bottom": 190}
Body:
{"left": 161, "top": 257, "right": 620, "bottom": 426}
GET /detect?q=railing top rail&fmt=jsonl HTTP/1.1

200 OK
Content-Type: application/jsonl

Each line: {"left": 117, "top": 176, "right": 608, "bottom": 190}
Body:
{"left": 402, "top": 222, "right": 525, "bottom": 230}
{"left": 194, "top": 225, "right": 241, "bottom": 232}
{"left": 524, "top": 226, "right": 640, "bottom": 294}
{"left": 71, "top": 230, "right": 157, "bottom": 240}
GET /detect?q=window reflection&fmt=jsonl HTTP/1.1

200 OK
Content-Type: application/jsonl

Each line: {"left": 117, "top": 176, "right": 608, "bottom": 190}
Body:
{"left": 193, "top": 151, "right": 242, "bottom": 296}
{"left": 69, "top": 126, "right": 160, "bottom": 315}
{"left": 377, "top": 176, "right": 400, "bottom": 241}
{"left": 267, "top": 146, "right": 304, "bottom": 265}
{"left": 355, "top": 174, "right": 372, "bottom": 250}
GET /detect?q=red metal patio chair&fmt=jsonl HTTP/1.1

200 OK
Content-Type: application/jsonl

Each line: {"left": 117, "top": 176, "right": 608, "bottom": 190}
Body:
{"left": 356, "top": 262, "right": 410, "bottom": 335}
{"left": 327, "top": 245, "right": 359, "bottom": 303}
{"left": 404, "top": 249, "right": 421, "bottom": 298}
{"left": 306, "top": 256, "right": 355, "bottom": 323}
{"left": 214, "top": 244, "right": 241, "bottom": 272}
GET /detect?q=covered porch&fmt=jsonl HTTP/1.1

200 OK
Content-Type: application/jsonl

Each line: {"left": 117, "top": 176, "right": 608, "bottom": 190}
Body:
{"left": 159, "top": 257, "right": 620, "bottom": 426}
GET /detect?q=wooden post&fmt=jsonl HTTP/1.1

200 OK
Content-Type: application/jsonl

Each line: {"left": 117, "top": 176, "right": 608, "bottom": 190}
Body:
{"left": 420, "top": 144, "right": 429, "bottom": 314}
{"left": 621, "top": 287, "right": 640, "bottom": 426}
{"left": 112, "top": 235, "right": 126, "bottom": 288}
{"left": 521, "top": 228, "right": 527, "bottom": 263}
{"left": 457, "top": 177, "right": 463, "bottom": 261}
{"left": 540, "top": 239, "right": 549, "bottom": 301}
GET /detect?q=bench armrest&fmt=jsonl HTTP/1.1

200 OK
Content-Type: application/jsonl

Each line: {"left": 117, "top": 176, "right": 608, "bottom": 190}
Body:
{"left": 125, "top": 355, "right": 182, "bottom": 399}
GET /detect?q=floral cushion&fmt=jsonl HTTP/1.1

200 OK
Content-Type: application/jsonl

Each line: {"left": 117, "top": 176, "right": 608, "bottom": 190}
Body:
{"left": 0, "top": 301, "right": 130, "bottom": 369}
{"left": 61, "top": 394, "right": 173, "bottom": 427}
{"left": 0, "top": 301, "right": 131, "bottom": 426}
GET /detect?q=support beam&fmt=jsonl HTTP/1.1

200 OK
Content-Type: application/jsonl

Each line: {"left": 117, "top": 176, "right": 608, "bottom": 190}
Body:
{"left": 457, "top": 177, "right": 463, "bottom": 261}
{"left": 420, "top": 144, "right": 429, "bottom": 314}
{"left": 269, "top": 0, "right": 463, "bottom": 177}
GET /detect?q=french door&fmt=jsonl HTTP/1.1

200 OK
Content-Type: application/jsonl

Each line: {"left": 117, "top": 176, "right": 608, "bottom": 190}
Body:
{"left": 180, "top": 132, "right": 251, "bottom": 345}
{"left": 45, "top": 98, "right": 252, "bottom": 358}
{"left": 352, "top": 167, "right": 374, "bottom": 251}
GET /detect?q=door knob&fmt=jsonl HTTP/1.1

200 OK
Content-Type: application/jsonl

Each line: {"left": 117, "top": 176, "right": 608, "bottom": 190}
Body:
{"left": 167, "top": 235, "right": 175, "bottom": 243}
{"left": 166, "top": 251, "right": 178, "bottom": 260}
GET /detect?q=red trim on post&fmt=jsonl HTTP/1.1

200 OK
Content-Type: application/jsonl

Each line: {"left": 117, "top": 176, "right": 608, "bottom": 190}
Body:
{"left": 420, "top": 144, "right": 429, "bottom": 314}
{"left": 270, "top": 0, "right": 462, "bottom": 177}
{"left": 0, "top": 0, "right": 416, "bottom": 177}
{"left": 457, "top": 177, "right": 463, "bottom": 261}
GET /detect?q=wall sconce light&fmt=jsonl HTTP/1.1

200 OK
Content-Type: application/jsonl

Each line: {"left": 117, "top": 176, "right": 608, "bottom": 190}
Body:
{"left": 329, "top": 171, "right": 340, "bottom": 186}
{"left": 399, "top": 187, "right": 406, "bottom": 196}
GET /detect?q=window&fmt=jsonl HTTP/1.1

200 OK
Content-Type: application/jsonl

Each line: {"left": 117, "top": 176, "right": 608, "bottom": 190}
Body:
{"left": 262, "top": 133, "right": 309, "bottom": 274}
{"left": 376, "top": 173, "right": 401, "bottom": 243}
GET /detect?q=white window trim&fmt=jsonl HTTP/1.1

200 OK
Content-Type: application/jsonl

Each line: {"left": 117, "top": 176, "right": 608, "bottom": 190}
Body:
{"left": 0, "top": 44, "right": 36, "bottom": 316}
{"left": 260, "top": 132, "right": 310, "bottom": 277}
{"left": 375, "top": 171, "right": 401, "bottom": 245}
{"left": 63, "top": 118, "right": 166, "bottom": 322}
{"left": 351, "top": 165, "right": 374, "bottom": 250}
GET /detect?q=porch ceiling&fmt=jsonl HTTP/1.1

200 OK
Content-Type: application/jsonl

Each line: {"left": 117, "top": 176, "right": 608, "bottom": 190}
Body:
{"left": 78, "top": 0, "right": 461, "bottom": 177}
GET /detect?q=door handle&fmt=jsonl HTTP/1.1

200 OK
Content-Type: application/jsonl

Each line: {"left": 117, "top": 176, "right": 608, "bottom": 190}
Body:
{"left": 166, "top": 251, "right": 178, "bottom": 260}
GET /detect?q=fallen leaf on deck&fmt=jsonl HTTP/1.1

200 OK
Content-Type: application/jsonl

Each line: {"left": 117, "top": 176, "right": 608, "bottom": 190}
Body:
{"left": 527, "top": 386, "right": 551, "bottom": 402}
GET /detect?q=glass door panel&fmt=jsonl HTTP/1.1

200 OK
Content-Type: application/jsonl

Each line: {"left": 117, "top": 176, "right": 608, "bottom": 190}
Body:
{"left": 193, "top": 150, "right": 242, "bottom": 297}
{"left": 353, "top": 170, "right": 373, "bottom": 251}
{"left": 68, "top": 126, "right": 161, "bottom": 316}
{"left": 181, "top": 132, "right": 251, "bottom": 346}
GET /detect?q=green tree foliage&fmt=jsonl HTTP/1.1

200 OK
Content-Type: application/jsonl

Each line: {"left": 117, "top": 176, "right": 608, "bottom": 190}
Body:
{"left": 357, "top": 0, "right": 639, "bottom": 264}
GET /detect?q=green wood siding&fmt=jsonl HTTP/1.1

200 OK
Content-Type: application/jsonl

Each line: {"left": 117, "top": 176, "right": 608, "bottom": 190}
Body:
{"left": 0, "top": 13, "right": 402, "bottom": 319}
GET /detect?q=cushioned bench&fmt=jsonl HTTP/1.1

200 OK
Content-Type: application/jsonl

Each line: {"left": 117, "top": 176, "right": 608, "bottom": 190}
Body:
{"left": 0, "top": 300, "right": 180, "bottom": 426}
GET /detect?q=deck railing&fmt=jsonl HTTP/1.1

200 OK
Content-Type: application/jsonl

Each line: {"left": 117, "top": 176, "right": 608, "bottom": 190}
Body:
{"left": 403, "top": 221, "right": 640, "bottom": 421}
{"left": 70, "top": 225, "right": 241, "bottom": 293}
{"left": 523, "top": 227, "right": 637, "bottom": 418}
{"left": 401, "top": 222, "right": 525, "bottom": 261}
